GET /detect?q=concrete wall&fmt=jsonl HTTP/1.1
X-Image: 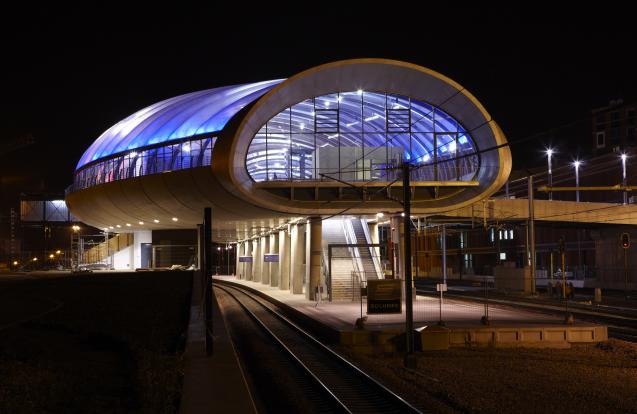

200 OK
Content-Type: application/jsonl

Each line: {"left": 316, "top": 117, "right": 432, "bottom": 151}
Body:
{"left": 113, "top": 245, "right": 133, "bottom": 269}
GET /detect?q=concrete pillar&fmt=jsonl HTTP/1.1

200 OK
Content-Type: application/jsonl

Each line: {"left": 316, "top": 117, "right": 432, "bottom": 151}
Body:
{"left": 133, "top": 230, "right": 152, "bottom": 269}
{"left": 269, "top": 233, "right": 279, "bottom": 287}
{"left": 291, "top": 224, "right": 304, "bottom": 294}
{"left": 243, "top": 240, "right": 252, "bottom": 280}
{"left": 260, "top": 235, "right": 270, "bottom": 284}
{"left": 308, "top": 217, "right": 322, "bottom": 300}
{"left": 235, "top": 242, "right": 242, "bottom": 279}
{"left": 278, "top": 229, "right": 290, "bottom": 290}
{"left": 368, "top": 221, "right": 380, "bottom": 258}
{"left": 252, "top": 238, "right": 260, "bottom": 282}
{"left": 391, "top": 215, "right": 405, "bottom": 279}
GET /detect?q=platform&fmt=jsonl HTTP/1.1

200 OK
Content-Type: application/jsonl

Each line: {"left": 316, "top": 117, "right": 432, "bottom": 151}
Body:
{"left": 214, "top": 276, "right": 608, "bottom": 353}
{"left": 179, "top": 273, "right": 256, "bottom": 414}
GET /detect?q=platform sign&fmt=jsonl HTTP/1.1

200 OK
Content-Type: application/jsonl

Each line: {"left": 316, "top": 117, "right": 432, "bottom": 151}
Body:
{"left": 367, "top": 280, "right": 402, "bottom": 314}
{"left": 264, "top": 254, "right": 279, "bottom": 262}
{"left": 436, "top": 283, "right": 448, "bottom": 292}
{"left": 239, "top": 256, "right": 253, "bottom": 263}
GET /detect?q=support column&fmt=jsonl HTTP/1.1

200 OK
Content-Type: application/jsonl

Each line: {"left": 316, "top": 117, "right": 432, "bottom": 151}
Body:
{"left": 279, "top": 228, "right": 290, "bottom": 290}
{"left": 243, "top": 240, "right": 252, "bottom": 280}
{"left": 291, "top": 224, "right": 304, "bottom": 294}
{"left": 235, "top": 242, "right": 242, "bottom": 279}
{"left": 260, "top": 235, "right": 270, "bottom": 285}
{"left": 252, "top": 238, "right": 260, "bottom": 282}
{"left": 390, "top": 215, "right": 405, "bottom": 280}
{"left": 309, "top": 217, "right": 322, "bottom": 301}
{"left": 269, "top": 233, "right": 279, "bottom": 287}
{"left": 368, "top": 221, "right": 380, "bottom": 259}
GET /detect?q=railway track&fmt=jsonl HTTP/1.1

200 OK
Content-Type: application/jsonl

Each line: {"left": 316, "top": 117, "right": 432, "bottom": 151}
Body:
{"left": 215, "top": 283, "right": 423, "bottom": 414}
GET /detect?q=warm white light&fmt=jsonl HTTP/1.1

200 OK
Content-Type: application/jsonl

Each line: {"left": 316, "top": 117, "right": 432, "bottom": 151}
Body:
{"left": 172, "top": 217, "right": 178, "bottom": 222}
{"left": 49, "top": 254, "right": 55, "bottom": 259}
{"left": 228, "top": 245, "right": 232, "bottom": 250}
{"left": 573, "top": 160, "right": 581, "bottom": 168}
{"left": 621, "top": 153, "right": 627, "bottom": 161}
{"left": 401, "top": 212, "right": 405, "bottom": 217}
{"left": 217, "top": 247, "right": 221, "bottom": 251}
{"left": 116, "top": 224, "right": 121, "bottom": 228}
{"left": 32, "top": 257, "right": 38, "bottom": 261}
{"left": 125, "top": 223, "right": 131, "bottom": 227}
{"left": 109, "top": 226, "right": 114, "bottom": 229}
{"left": 138, "top": 221, "right": 144, "bottom": 225}
{"left": 546, "top": 148, "right": 554, "bottom": 157}
{"left": 56, "top": 250, "right": 61, "bottom": 255}
{"left": 153, "top": 219, "right": 160, "bottom": 223}
{"left": 376, "top": 212, "right": 384, "bottom": 218}
{"left": 72, "top": 225, "right": 80, "bottom": 231}
{"left": 12, "top": 260, "right": 18, "bottom": 266}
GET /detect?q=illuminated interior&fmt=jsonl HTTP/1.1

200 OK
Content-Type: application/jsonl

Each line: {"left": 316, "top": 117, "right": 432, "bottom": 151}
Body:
{"left": 246, "top": 91, "right": 479, "bottom": 183}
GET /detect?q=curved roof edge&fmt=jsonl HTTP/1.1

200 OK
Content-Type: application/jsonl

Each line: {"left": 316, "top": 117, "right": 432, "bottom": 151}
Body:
{"left": 76, "top": 79, "right": 284, "bottom": 170}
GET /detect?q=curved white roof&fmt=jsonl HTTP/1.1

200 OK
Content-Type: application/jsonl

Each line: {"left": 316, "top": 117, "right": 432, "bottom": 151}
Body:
{"left": 76, "top": 79, "right": 284, "bottom": 170}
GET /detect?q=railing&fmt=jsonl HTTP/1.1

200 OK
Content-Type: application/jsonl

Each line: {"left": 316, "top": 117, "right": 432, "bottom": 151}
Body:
{"left": 69, "top": 136, "right": 215, "bottom": 193}
{"left": 360, "top": 218, "right": 384, "bottom": 279}
{"left": 342, "top": 218, "right": 364, "bottom": 276}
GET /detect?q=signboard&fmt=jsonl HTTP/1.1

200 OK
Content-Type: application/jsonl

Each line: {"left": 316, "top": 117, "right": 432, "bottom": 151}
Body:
{"left": 367, "top": 279, "right": 402, "bottom": 314}
{"left": 436, "top": 283, "right": 448, "bottom": 292}
{"left": 264, "top": 254, "right": 279, "bottom": 262}
{"left": 239, "top": 256, "right": 253, "bottom": 263}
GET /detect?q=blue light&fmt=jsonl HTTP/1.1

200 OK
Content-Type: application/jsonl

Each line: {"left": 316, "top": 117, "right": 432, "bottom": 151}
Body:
{"left": 76, "top": 79, "right": 284, "bottom": 170}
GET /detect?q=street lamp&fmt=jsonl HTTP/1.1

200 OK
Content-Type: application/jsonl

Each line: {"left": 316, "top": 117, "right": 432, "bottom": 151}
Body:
{"left": 546, "top": 148, "right": 554, "bottom": 200}
{"left": 572, "top": 160, "right": 581, "bottom": 202}
{"left": 621, "top": 153, "right": 628, "bottom": 205}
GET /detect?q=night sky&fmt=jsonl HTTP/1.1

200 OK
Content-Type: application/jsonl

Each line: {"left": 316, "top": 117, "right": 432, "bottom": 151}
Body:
{"left": 1, "top": 6, "right": 635, "bottom": 203}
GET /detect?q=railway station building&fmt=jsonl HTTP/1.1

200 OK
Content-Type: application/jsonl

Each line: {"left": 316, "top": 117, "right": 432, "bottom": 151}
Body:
{"left": 65, "top": 58, "right": 514, "bottom": 298}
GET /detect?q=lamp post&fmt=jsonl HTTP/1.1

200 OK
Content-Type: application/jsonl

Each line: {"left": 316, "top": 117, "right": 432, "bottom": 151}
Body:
{"left": 546, "top": 148, "right": 554, "bottom": 201}
{"left": 621, "top": 153, "right": 628, "bottom": 205}
{"left": 217, "top": 246, "right": 221, "bottom": 274}
{"left": 573, "top": 160, "right": 581, "bottom": 202}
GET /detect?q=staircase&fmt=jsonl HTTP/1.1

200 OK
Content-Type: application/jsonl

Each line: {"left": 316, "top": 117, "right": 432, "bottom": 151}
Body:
{"left": 322, "top": 219, "right": 357, "bottom": 301}
{"left": 350, "top": 219, "right": 381, "bottom": 280}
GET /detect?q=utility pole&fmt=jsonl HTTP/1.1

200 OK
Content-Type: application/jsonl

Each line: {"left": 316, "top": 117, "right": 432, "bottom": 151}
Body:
{"left": 560, "top": 237, "right": 573, "bottom": 324}
{"left": 529, "top": 176, "right": 536, "bottom": 294}
{"left": 204, "top": 207, "right": 213, "bottom": 355}
{"left": 403, "top": 161, "right": 415, "bottom": 368}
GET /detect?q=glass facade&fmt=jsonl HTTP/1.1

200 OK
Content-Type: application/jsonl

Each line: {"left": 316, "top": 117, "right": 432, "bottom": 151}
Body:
{"left": 71, "top": 136, "right": 215, "bottom": 192}
{"left": 246, "top": 91, "right": 479, "bottom": 183}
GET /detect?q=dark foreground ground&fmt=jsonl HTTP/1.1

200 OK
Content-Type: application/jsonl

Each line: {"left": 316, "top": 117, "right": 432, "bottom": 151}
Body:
{"left": 0, "top": 271, "right": 192, "bottom": 414}
{"left": 339, "top": 339, "right": 637, "bottom": 414}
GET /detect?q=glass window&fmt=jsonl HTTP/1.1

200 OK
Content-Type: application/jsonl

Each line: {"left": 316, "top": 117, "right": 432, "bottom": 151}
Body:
{"left": 246, "top": 90, "right": 479, "bottom": 184}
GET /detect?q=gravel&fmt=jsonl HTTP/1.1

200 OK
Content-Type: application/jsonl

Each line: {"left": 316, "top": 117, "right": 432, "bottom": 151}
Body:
{"left": 337, "top": 340, "right": 637, "bottom": 414}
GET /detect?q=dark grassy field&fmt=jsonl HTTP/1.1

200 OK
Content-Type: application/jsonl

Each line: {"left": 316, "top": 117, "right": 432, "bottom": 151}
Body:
{"left": 0, "top": 271, "right": 192, "bottom": 414}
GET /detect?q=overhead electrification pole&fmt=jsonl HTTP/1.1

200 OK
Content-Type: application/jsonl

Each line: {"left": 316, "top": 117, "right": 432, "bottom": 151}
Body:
{"left": 204, "top": 207, "right": 213, "bottom": 355}
{"left": 403, "top": 161, "right": 415, "bottom": 368}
